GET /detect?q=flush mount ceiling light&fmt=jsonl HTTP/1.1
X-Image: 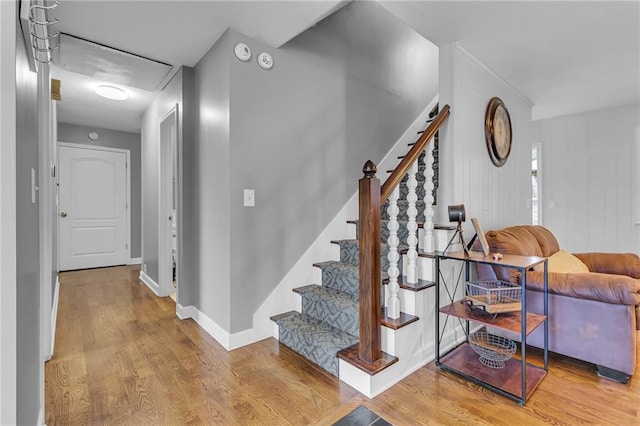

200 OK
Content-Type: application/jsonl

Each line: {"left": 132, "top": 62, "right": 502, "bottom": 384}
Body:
{"left": 94, "top": 85, "right": 128, "bottom": 101}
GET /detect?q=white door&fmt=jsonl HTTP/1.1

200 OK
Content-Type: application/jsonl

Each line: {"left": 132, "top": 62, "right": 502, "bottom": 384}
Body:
{"left": 58, "top": 144, "right": 129, "bottom": 270}
{"left": 159, "top": 107, "right": 178, "bottom": 297}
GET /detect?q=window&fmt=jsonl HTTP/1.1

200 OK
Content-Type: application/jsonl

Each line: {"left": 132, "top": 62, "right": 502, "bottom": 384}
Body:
{"left": 532, "top": 145, "right": 541, "bottom": 225}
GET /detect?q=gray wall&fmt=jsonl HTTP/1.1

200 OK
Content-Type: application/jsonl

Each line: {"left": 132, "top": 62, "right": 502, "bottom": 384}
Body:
{"left": 140, "top": 67, "right": 196, "bottom": 307}
{"left": 193, "top": 0, "right": 438, "bottom": 333}
{"left": 537, "top": 104, "right": 640, "bottom": 252}
{"left": 179, "top": 68, "right": 196, "bottom": 308}
{"left": 282, "top": 1, "right": 439, "bottom": 117}
{"left": 57, "top": 123, "right": 142, "bottom": 258}
{"left": 15, "top": 18, "right": 41, "bottom": 426}
{"left": 193, "top": 31, "right": 231, "bottom": 328}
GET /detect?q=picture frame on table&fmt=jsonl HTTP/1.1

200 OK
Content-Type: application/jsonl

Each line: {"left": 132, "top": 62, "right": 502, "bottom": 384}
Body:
{"left": 471, "top": 218, "right": 490, "bottom": 257}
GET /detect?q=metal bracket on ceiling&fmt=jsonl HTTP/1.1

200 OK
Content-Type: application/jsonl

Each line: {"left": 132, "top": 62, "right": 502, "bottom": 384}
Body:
{"left": 28, "top": 1, "right": 60, "bottom": 65}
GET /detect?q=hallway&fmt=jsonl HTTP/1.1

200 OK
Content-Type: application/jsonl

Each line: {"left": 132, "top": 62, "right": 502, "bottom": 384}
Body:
{"left": 45, "top": 266, "right": 358, "bottom": 424}
{"left": 46, "top": 266, "right": 640, "bottom": 425}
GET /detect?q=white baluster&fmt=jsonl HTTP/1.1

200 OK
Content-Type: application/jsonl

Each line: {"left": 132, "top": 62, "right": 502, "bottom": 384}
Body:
{"left": 423, "top": 142, "right": 435, "bottom": 253}
{"left": 406, "top": 161, "right": 419, "bottom": 284}
{"left": 386, "top": 185, "right": 401, "bottom": 319}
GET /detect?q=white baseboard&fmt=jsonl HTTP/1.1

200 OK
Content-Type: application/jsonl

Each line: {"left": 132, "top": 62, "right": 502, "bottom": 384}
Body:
{"left": 37, "top": 406, "right": 44, "bottom": 426}
{"left": 128, "top": 257, "right": 142, "bottom": 265}
{"left": 139, "top": 270, "right": 160, "bottom": 296}
{"left": 176, "top": 303, "right": 262, "bottom": 351}
{"left": 48, "top": 276, "right": 60, "bottom": 360}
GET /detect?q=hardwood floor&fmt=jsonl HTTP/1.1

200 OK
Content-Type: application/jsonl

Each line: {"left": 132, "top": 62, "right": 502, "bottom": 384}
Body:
{"left": 46, "top": 265, "right": 640, "bottom": 425}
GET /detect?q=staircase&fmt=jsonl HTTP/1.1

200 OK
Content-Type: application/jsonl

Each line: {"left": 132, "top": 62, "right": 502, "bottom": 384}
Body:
{"left": 271, "top": 230, "right": 405, "bottom": 376}
{"left": 271, "top": 104, "right": 450, "bottom": 387}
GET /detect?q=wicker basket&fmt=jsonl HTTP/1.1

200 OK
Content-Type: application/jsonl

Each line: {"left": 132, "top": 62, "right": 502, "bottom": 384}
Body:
{"left": 469, "top": 332, "right": 516, "bottom": 368}
{"left": 465, "top": 280, "right": 521, "bottom": 315}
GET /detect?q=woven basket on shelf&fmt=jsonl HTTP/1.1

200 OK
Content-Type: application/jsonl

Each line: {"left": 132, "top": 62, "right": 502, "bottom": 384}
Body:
{"left": 469, "top": 331, "right": 516, "bottom": 368}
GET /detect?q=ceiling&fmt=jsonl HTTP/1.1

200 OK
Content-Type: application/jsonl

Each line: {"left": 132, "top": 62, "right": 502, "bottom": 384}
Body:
{"left": 46, "top": 1, "right": 639, "bottom": 133}
{"left": 379, "top": 1, "right": 640, "bottom": 120}
{"left": 49, "top": 0, "right": 348, "bottom": 132}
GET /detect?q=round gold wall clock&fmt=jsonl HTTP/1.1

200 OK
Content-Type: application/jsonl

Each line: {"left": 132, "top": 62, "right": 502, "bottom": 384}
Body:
{"left": 484, "top": 97, "right": 512, "bottom": 167}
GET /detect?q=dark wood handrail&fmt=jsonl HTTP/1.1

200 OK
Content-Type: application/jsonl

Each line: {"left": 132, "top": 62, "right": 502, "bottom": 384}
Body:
{"left": 351, "top": 104, "right": 450, "bottom": 370}
{"left": 380, "top": 104, "right": 450, "bottom": 202}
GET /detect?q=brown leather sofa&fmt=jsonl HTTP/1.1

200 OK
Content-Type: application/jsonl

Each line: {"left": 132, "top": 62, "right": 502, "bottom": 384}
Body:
{"left": 475, "top": 225, "right": 640, "bottom": 383}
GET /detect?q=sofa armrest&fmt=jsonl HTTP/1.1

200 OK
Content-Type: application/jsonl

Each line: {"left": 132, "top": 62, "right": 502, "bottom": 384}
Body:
{"left": 525, "top": 270, "right": 640, "bottom": 306}
{"left": 573, "top": 252, "right": 640, "bottom": 278}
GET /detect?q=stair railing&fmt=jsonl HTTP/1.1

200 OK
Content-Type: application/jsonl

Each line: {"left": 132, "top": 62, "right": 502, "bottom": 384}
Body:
{"left": 357, "top": 105, "right": 450, "bottom": 365}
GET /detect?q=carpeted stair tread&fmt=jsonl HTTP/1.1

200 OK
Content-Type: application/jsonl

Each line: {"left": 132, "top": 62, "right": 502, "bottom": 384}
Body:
{"left": 273, "top": 311, "right": 358, "bottom": 377}
{"left": 295, "top": 285, "right": 359, "bottom": 337}
{"left": 313, "top": 261, "right": 360, "bottom": 296}
{"left": 313, "top": 260, "right": 388, "bottom": 297}
{"left": 330, "top": 239, "right": 407, "bottom": 271}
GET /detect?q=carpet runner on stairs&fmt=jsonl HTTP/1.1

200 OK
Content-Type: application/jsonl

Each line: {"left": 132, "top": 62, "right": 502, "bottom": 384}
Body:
{"left": 272, "top": 129, "right": 431, "bottom": 377}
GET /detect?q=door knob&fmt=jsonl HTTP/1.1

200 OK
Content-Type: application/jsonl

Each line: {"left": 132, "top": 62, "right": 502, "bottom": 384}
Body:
{"left": 60, "top": 212, "right": 67, "bottom": 218}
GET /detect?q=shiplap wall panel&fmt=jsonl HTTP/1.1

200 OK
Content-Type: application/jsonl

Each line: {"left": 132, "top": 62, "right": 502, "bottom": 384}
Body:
{"left": 438, "top": 44, "right": 534, "bottom": 236}
{"left": 539, "top": 105, "right": 639, "bottom": 253}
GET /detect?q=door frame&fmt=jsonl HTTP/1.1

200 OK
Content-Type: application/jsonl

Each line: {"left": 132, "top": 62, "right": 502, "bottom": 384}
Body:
{"left": 57, "top": 142, "right": 131, "bottom": 270}
{"left": 158, "top": 105, "right": 179, "bottom": 299}
{"left": 39, "top": 65, "right": 54, "bottom": 366}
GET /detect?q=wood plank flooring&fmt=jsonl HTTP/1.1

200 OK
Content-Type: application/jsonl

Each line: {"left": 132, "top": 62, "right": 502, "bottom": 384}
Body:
{"left": 46, "top": 265, "right": 640, "bottom": 425}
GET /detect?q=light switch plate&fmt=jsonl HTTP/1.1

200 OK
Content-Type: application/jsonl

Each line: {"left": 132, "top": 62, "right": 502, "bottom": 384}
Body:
{"left": 244, "top": 189, "right": 255, "bottom": 207}
{"left": 31, "top": 168, "right": 37, "bottom": 204}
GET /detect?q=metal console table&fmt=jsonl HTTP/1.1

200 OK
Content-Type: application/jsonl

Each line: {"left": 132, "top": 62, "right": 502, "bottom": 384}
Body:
{"left": 434, "top": 251, "right": 548, "bottom": 405}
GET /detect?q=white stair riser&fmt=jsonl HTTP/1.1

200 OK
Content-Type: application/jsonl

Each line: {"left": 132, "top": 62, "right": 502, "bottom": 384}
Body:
{"left": 339, "top": 324, "right": 467, "bottom": 398}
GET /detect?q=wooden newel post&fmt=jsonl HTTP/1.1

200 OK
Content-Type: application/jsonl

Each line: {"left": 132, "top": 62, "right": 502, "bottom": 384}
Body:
{"left": 358, "top": 160, "right": 382, "bottom": 364}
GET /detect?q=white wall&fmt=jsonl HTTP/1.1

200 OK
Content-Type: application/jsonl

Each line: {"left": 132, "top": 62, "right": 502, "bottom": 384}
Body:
{"left": 537, "top": 104, "right": 640, "bottom": 253}
{"left": 438, "top": 43, "right": 534, "bottom": 233}
{"left": 0, "top": 1, "right": 17, "bottom": 423}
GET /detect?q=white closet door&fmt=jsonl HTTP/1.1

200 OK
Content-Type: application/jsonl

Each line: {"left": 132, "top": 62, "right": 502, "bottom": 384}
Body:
{"left": 58, "top": 145, "right": 128, "bottom": 270}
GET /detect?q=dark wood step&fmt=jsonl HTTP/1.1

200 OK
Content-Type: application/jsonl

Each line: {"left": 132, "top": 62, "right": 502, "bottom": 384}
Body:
{"left": 381, "top": 308, "right": 419, "bottom": 330}
{"left": 417, "top": 251, "right": 439, "bottom": 259}
{"left": 382, "top": 275, "right": 435, "bottom": 292}
{"left": 337, "top": 344, "right": 398, "bottom": 376}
